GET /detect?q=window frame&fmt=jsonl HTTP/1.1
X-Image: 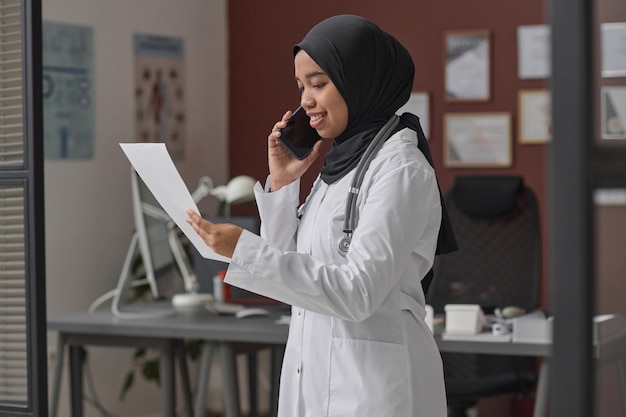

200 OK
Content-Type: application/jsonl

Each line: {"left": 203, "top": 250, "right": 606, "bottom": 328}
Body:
{"left": 0, "top": 0, "right": 47, "bottom": 415}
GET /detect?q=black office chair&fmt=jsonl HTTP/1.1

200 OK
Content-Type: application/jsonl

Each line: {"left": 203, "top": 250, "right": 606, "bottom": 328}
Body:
{"left": 426, "top": 175, "right": 541, "bottom": 417}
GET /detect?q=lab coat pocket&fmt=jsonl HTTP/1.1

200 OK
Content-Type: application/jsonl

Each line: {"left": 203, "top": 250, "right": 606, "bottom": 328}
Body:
{"left": 328, "top": 337, "right": 411, "bottom": 417}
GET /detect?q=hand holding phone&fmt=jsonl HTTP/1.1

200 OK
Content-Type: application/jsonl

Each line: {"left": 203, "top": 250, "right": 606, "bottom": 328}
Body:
{"left": 278, "top": 106, "right": 321, "bottom": 160}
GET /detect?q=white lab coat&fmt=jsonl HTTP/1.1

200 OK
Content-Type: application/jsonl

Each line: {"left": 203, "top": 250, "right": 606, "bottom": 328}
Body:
{"left": 226, "top": 128, "right": 447, "bottom": 417}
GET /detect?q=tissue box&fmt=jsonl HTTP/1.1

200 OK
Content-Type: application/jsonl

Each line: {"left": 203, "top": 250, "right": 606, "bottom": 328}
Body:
{"left": 444, "top": 304, "right": 486, "bottom": 335}
{"left": 512, "top": 310, "right": 552, "bottom": 343}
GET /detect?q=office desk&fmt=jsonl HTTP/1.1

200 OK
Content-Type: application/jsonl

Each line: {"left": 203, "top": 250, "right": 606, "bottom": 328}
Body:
{"left": 437, "top": 331, "right": 626, "bottom": 417}
{"left": 48, "top": 307, "right": 289, "bottom": 417}
{"left": 49, "top": 309, "right": 625, "bottom": 417}
{"left": 437, "top": 336, "right": 551, "bottom": 417}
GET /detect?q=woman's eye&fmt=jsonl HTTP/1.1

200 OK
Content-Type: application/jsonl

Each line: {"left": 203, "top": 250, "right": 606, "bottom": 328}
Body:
{"left": 296, "top": 81, "right": 326, "bottom": 93}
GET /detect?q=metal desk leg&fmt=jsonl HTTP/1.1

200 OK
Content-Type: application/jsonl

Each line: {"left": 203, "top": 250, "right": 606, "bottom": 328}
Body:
{"left": 220, "top": 342, "right": 240, "bottom": 417}
{"left": 269, "top": 345, "right": 284, "bottom": 417}
{"left": 50, "top": 334, "right": 66, "bottom": 417}
{"left": 175, "top": 343, "right": 193, "bottom": 417}
{"left": 618, "top": 358, "right": 626, "bottom": 417}
{"left": 160, "top": 342, "right": 176, "bottom": 417}
{"left": 68, "top": 346, "right": 85, "bottom": 417}
{"left": 248, "top": 352, "right": 258, "bottom": 417}
{"left": 595, "top": 359, "right": 603, "bottom": 417}
{"left": 533, "top": 358, "right": 550, "bottom": 417}
{"left": 194, "top": 342, "right": 216, "bottom": 417}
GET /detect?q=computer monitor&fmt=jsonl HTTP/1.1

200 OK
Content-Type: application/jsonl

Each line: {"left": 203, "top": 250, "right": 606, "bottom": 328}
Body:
{"left": 107, "top": 168, "right": 196, "bottom": 318}
{"left": 191, "top": 216, "right": 279, "bottom": 303}
{"left": 131, "top": 166, "right": 179, "bottom": 299}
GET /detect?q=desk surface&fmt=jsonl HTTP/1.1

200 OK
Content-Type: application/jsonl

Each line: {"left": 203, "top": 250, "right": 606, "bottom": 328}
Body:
{"left": 48, "top": 306, "right": 554, "bottom": 356}
{"left": 48, "top": 306, "right": 291, "bottom": 345}
{"left": 436, "top": 337, "right": 550, "bottom": 356}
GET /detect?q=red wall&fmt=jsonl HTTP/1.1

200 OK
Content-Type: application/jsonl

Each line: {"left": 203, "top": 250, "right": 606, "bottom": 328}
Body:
{"left": 228, "top": 1, "right": 549, "bottom": 306}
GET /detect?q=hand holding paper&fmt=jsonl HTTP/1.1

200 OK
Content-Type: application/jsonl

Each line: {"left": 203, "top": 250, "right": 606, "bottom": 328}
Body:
{"left": 120, "top": 143, "right": 230, "bottom": 262}
{"left": 185, "top": 209, "right": 243, "bottom": 259}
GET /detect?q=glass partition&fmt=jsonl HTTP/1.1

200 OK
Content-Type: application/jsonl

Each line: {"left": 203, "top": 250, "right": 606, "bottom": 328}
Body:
{"left": 589, "top": 0, "right": 626, "bottom": 414}
{"left": 593, "top": 189, "right": 626, "bottom": 417}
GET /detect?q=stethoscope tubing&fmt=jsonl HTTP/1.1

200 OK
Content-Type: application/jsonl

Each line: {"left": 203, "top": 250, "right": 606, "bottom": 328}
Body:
{"left": 339, "top": 114, "right": 400, "bottom": 256}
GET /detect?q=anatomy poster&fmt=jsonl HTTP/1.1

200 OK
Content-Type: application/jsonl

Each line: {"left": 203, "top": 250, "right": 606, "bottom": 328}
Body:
{"left": 134, "top": 33, "right": 186, "bottom": 159}
{"left": 42, "top": 22, "right": 94, "bottom": 160}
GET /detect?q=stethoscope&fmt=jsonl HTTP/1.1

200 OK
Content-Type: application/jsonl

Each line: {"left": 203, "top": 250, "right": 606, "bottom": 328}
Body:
{"left": 336, "top": 114, "right": 400, "bottom": 257}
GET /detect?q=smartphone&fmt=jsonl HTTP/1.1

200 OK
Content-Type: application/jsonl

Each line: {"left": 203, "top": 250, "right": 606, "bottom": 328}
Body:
{"left": 278, "top": 106, "right": 321, "bottom": 159}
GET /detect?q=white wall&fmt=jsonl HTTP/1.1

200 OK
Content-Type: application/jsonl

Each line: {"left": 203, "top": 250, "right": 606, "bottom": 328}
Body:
{"left": 43, "top": 1, "right": 229, "bottom": 416}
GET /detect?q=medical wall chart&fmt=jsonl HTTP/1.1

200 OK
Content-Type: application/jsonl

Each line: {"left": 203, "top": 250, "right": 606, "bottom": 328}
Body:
{"left": 42, "top": 22, "right": 94, "bottom": 160}
{"left": 134, "top": 33, "right": 187, "bottom": 160}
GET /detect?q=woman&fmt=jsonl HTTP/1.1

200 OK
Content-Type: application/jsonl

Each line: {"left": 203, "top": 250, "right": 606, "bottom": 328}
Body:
{"left": 187, "top": 14, "right": 455, "bottom": 417}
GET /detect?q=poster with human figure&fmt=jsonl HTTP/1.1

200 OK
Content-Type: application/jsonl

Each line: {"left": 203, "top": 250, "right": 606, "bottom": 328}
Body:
{"left": 134, "top": 33, "right": 186, "bottom": 159}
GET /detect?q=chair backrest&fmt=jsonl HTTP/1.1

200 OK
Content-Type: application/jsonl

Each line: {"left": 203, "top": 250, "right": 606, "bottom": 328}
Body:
{"left": 427, "top": 175, "right": 541, "bottom": 314}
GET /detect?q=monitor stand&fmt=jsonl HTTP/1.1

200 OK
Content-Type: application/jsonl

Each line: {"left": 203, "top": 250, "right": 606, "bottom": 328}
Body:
{"left": 110, "top": 232, "right": 175, "bottom": 319}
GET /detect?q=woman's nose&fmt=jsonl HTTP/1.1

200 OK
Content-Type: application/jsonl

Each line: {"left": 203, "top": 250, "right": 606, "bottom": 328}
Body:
{"left": 300, "top": 91, "right": 314, "bottom": 109}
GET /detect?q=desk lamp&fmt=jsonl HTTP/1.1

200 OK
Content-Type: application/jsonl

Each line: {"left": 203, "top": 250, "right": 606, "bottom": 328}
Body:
{"left": 194, "top": 175, "right": 257, "bottom": 216}
{"left": 171, "top": 175, "right": 256, "bottom": 310}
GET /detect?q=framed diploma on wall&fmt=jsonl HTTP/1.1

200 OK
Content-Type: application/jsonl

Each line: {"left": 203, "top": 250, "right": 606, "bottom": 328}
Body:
{"left": 518, "top": 89, "right": 551, "bottom": 144}
{"left": 444, "top": 112, "right": 512, "bottom": 168}
{"left": 601, "top": 23, "right": 626, "bottom": 78}
{"left": 444, "top": 29, "right": 491, "bottom": 102}
{"left": 396, "top": 91, "right": 430, "bottom": 139}
{"left": 517, "top": 25, "right": 551, "bottom": 79}
{"left": 601, "top": 86, "right": 626, "bottom": 140}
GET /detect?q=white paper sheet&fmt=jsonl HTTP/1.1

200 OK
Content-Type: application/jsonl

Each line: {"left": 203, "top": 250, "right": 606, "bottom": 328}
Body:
{"left": 120, "top": 142, "right": 230, "bottom": 262}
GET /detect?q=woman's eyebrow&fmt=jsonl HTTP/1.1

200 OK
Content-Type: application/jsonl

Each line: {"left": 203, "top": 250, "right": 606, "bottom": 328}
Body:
{"left": 295, "top": 71, "right": 327, "bottom": 81}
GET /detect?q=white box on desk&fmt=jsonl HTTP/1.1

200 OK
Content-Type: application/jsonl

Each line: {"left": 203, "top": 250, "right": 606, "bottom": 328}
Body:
{"left": 593, "top": 314, "right": 625, "bottom": 343}
{"left": 512, "top": 310, "right": 552, "bottom": 343}
{"left": 444, "top": 304, "right": 486, "bottom": 335}
{"left": 511, "top": 312, "right": 624, "bottom": 344}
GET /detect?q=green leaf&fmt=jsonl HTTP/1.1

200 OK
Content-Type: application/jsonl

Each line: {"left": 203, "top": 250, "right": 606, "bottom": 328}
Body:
{"left": 120, "top": 371, "right": 135, "bottom": 401}
{"left": 142, "top": 358, "right": 161, "bottom": 385}
{"left": 133, "top": 348, "right": 147, "bottom": 360}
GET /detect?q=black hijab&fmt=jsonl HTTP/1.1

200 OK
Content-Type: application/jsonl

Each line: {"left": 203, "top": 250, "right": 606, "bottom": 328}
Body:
{"left": 295, "top": 15, "right": 413, "bottom": 184}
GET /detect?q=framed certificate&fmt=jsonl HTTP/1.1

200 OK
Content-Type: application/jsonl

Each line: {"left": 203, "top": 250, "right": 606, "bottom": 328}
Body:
{"left": 601, "top": 86, "right": 626, "bottom": 140}
{"left": 518, "top": 89, "right": 551, "bottom": 144}
{"left": 517, "top": 25, "right": 551, "bottom": 79}
{"left": 396, "top": 91, "right": 430, "bottom": 139}
{"left": 444, "top": 112, "right": 512, "bottom": 167}
{"left": 444, "top": 29, "right": 491, "bottom": 102}
{"left": 601, "top": 23, "right": 626, "bottom": 78}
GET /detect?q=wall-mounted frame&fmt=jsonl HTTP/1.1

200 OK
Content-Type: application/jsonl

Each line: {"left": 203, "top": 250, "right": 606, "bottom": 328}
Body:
{"left": 444, "top": 29, "right": 491, "bottom": 102}
{"left": 601, "top": 86, "right": 626, "bottom": 140}
{"left": 444, "top": 112, "right": 512, "bottom": 167}
{"left": 396, "top": 91, "right": 430, "bottom": 139}
{"left": 518, "top": 89, "right": 551, "bottom": 144}
{"left": 601, "top": 22, "right": 626, "bottom": 78}
{"left": 517, "top": 24, "right": 551, "bottom": 79}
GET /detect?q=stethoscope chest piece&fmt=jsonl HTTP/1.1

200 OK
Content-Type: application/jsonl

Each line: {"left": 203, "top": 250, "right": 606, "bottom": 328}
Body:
{"left": 337, "top": 233, "right": 351, "bottom": 257}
